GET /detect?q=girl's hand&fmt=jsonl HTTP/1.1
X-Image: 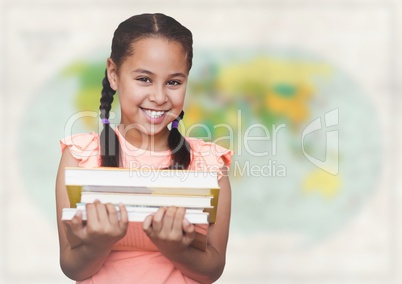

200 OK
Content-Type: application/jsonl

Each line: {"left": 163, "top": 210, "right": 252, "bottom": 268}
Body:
{"left": 63, "top": 201, "right": 129, "bottom": 252}
{"left": 143, "top": 207, "right": 195, "bottom": 256}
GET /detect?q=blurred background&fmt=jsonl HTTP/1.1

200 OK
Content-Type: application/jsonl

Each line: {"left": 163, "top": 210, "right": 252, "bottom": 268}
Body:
{"left": 1, "top": 0, "right": 402, "bottom": 283}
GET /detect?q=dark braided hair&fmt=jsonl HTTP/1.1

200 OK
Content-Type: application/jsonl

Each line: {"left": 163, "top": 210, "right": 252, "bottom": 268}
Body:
{"left": 99, "top": 13, "right": 192, "bottom": 169}
{"left": 168, "top": 111, "right": 191, "bottom": 169}
{"left": 100, "top": 70, "right": 119, "bottom": 167}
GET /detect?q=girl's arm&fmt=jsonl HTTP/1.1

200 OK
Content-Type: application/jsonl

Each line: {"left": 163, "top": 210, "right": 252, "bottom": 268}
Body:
{"left": 143, "top": 167, "right": 232, "bottom": 283}
{"left": 56, "top": 149, "right": 128, "bottom": 281}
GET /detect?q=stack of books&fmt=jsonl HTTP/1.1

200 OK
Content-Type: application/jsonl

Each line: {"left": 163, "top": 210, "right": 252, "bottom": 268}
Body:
{"left": 62, "top": 167, "right": 220, "bottom": 251}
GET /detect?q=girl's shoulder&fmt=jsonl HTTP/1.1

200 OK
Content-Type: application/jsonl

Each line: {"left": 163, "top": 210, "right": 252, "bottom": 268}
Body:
{"left": 186, "top": 137, "right": 234, "bottom": 171}
{"left": 58, "top": 133, "right": 235, "bottom": 170}
{"left": 60, "top": 132, "right": 100, "bottom": 167}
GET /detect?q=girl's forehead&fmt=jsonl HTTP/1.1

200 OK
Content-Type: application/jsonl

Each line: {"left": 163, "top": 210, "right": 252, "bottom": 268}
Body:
{"left": 130, "top": 37, "right": 185, "bottom": 54}
{"left": 121, "top": 37, "right": 188, "bottom": 73}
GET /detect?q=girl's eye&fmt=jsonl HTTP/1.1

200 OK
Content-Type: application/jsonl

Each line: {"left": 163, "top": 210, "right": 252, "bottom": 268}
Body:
{"left": 167, "top": 80, "right": 181, "bottom": 86}
{"left": 137, "top": 77, "right": 151, "bottom": 83}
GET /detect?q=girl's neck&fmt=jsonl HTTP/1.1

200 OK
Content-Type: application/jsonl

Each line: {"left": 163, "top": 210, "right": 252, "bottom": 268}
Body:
{"left": 117, "top": 124, "right": 170, "bottom": 152}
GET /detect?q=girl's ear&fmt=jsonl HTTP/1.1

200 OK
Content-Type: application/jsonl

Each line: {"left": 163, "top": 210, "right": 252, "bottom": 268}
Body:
{"left": 106, "top": 58, "right": 118, "bottom": 91}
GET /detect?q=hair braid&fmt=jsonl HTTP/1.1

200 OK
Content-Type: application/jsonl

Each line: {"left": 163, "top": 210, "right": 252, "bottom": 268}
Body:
{"left": 168, "top": 111, "right": 191, "bottom": 169}
{"left": 99, "top": 69, "right": 120, "bottom": 167}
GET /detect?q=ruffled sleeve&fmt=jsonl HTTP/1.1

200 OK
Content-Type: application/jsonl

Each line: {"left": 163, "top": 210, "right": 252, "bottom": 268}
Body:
{"left": 60, "top": 132, "right": 100, "bottom": 167}
{"left": 187, "top": 138, "right": 234, "bottom": 180}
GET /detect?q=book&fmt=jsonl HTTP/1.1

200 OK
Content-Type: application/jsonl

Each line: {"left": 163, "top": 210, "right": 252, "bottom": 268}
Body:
{"left": 65, "top": 167, "right": 219, "bottom": 189}
{"left": 63, "top": 167, "right": 221, "bottom": 251}
{"left": 80, "top": 192, "right": 213, "bottom": 208}
{"left": 75, "top": 203, "right": 207, "bottom": 214}
{"left": 65, "top": 167, "right": 220, "bottom": 223}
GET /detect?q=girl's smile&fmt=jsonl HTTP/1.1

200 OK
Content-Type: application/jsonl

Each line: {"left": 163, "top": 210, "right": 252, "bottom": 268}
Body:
{"left": 141, "top": 107, "right": 168, "bottom": 124}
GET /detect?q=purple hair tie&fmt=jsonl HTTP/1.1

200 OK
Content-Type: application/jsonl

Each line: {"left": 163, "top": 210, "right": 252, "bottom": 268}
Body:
{"left": 101, "top": 118, "right": 110, "bottom": 124}
{"left": 171, "top": 120, "right": 179, "bottom": 129}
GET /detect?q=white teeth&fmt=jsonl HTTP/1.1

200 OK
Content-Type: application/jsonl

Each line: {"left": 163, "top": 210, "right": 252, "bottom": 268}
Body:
{"left": 144, "top": 109, "right": 165, "bottom": 119}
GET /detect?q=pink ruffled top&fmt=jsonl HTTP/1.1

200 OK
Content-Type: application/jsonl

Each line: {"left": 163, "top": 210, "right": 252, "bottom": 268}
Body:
{"left": 60, "top": 130, "right": 233, "bottom": 284}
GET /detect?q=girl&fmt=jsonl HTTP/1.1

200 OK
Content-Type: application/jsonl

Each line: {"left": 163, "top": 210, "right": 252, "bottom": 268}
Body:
{"left": 56, "top": 13, "right": 233, "bottom": 284}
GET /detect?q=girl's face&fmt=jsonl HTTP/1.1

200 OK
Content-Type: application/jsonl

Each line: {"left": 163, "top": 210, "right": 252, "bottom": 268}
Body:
{"left": 107, "top": 37, "right": 188, "bottom": 139}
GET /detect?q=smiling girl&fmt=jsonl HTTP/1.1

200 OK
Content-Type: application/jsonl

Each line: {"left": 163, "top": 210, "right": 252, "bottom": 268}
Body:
{"left": 55, "top": 13, "right": 233, "bottom": 283}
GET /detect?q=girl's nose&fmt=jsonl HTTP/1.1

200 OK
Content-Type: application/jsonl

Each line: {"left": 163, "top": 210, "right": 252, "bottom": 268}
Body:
{"left": 149, "top": 86, "right": 168, "bottom": 104}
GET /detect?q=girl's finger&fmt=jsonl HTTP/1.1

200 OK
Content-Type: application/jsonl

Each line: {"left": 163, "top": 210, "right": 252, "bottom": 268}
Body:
{"left": 182, "top": 218, "right": 195, "bottom": 235}
{"left": 69, "top": 209, "right": 84, "bottom": 232}
{"left": 160, "top": 207, "right": 176, "bottom": 233}
{"left": 85, "top": 202, "right": 99, "bottom": 226}
{"left": 172, "top": 207, "right": 186, "bottom": 233}
{"left": 143, "top": 214, "right": 154, "bottom": 235}
{"left": 182, "top": 218, "right": 195, "bottom": 245}
{"left": 94, "top": 200, "right": 109, "bottom": 222}
{"left": 106, "top": 203, "right": 119, "bottom": 226}
{"left": 118, "top": 203, "right": 129, "bottom": 232}
{"left": 63, "top": 210, "right": 85, "bottom": 248}
{"left": 151, "top": 207, "right": 166, "bottom": 233}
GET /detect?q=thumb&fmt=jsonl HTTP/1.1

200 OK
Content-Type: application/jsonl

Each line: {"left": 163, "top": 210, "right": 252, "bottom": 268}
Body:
{"left": 182, "top": 218, "right": 195, "bottom": 244}
{"left": 70, "top": 209, "right": 85, "bottom": 231}
{"left": 143, "top": 214, "right": 154, "bottom": 237}
{"left": 63, "top": 210, "right": 85, "bottom": 248}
